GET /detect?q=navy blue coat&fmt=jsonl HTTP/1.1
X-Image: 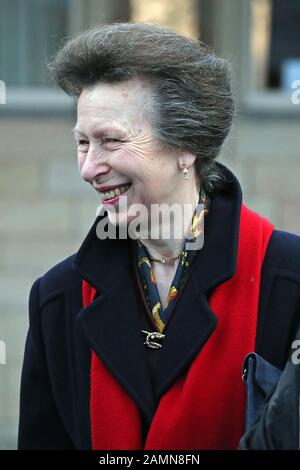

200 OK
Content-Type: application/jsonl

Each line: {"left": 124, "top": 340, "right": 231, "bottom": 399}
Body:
{"left": 18, "top": 163, "right": 300, "bottom": 449}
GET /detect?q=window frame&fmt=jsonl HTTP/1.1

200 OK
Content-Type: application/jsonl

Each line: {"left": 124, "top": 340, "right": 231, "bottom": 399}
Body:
{"left": 0, "top": 0, "right": 83, "bottom": 116}
{"left": 239, "top": 0, "right": 300, "bottom": 117}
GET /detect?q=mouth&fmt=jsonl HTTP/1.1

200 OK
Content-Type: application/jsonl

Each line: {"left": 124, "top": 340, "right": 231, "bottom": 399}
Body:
{"left": 98, "top": 182, "right": 132, "bottom": 203}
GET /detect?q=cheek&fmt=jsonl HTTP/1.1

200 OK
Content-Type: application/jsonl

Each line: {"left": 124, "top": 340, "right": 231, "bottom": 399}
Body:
{"left": 109, "top": 148, "right": 140, "bottom": 178}
{"left": 118, "top": 141, "right": 155, "bottom": 166}
{"left": 133, "top": 182, "right": 162, "bottom": 206}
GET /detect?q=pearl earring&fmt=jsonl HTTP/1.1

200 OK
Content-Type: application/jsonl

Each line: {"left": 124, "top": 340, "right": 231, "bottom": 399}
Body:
{"left": 182, "top": 164, "right": 188, "bottom": 180}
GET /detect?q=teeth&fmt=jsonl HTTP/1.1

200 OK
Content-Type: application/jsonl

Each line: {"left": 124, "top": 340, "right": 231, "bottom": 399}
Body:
{"left": 121, "top": 185, "right": 130, "bottom": 192}
{"left": 101, "top": 183, "right": 131, "bottom": 200}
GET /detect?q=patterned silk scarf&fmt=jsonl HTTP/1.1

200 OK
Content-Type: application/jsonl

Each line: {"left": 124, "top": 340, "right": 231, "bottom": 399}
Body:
{"left": 135, "top": 189, "right": 210, "bottom": 333}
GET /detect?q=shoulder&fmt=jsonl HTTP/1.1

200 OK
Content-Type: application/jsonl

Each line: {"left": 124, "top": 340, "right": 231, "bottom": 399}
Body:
{"left": 257, "top": 229, "right": 300, "bottom": 368}
{"left": 31, "top": 253, "right": 82, "bottom": 309}
{"left": 263, "top": 229, "right": 300, "bottom": 277}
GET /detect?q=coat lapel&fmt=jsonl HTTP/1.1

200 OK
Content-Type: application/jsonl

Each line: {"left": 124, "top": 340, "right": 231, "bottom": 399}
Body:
{"left": 73, "top": 162, "right": 243, "bottom": 425}
{"left": 74, "top": 226, "right": 157, "bottom": 423}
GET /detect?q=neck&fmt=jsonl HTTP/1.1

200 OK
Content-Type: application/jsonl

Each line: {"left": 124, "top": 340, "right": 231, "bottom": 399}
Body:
{"left": 138, "top": 180, "right": 200, "bottom": 263}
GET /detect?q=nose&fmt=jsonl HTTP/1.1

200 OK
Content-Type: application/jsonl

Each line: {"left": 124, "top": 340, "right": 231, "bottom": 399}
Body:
{"left": 79, "top": 147, "right": 111, "bottom": 183}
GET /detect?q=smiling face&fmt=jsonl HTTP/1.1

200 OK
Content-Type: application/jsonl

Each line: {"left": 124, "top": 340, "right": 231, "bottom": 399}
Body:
{"left": 74, "top": 77, "right": 199, "bottom": 229}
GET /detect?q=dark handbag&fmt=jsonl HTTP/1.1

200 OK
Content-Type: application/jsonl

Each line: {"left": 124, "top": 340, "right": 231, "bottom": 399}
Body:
{"left": 240, "top": 351, "right": 300, "bottom": 449}
{"left": 242, "top": 352, "right": 282, "bottom": 431}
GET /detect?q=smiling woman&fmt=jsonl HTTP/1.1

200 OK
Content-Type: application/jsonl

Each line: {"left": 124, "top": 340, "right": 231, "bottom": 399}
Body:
{"left": 72, "top": 77, "right": 202, "bottom": 233}
{"left": 17, "top": 22, "right": 300, "bottom": 451}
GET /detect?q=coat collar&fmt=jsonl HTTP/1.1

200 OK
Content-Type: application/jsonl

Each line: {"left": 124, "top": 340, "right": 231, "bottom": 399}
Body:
{"left": 73, "top": 162, "right": 243, "bottom": 424}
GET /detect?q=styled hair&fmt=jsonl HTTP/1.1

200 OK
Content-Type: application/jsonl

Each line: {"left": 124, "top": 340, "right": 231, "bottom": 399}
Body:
{"left": 48, "top": 22, "right": 236, "bottom": 195}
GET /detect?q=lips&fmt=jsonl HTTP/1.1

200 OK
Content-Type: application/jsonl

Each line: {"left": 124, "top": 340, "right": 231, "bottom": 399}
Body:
{"left": 97, "top": 183, "right": 132, "bottom": 201}
{"left": 97, "top": 182, "right": 131, "bottom": 193}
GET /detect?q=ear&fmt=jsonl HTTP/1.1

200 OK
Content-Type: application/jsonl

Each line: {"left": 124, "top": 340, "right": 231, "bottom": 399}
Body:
{"left": 177, "top": 152, "right": 201, "bottom": 191}
{"left": 177, "top": 151, "right": 197, "bottom": 170}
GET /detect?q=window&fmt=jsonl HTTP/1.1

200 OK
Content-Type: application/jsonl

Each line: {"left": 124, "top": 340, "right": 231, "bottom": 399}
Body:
{"left": 0, "top": 0, "right": 74, "bottom": 113}
{"left": 250, "top": 0, "right": 300, "bottom": 92}
{"left": 241, "top": 0, "right": 300, "bottom": 114}
{"left": 0, "top": 0, "right": 70, "bottom": 87}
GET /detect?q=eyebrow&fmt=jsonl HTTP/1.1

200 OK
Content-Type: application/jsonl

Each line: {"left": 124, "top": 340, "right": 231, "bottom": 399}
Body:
{"left": 71, "top": 125, "right": 128, "bottom": 139}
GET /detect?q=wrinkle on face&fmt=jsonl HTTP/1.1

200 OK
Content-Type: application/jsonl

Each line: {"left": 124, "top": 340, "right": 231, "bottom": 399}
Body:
{"left": 77, "top": 77, "right": 155, "bottom": 134}
{"left": 75, "top": 77, "right": 196, "bottom": 211}
{"left": 76, "top": 79, "right": 158, "bottom": 160}
{"left": 75, "top": 79, "right": 163, "bottom": 186}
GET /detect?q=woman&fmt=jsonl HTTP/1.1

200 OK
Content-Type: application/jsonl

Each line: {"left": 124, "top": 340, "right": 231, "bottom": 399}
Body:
{"left": 18, "top": 22, "right": 300, "bottom": 450}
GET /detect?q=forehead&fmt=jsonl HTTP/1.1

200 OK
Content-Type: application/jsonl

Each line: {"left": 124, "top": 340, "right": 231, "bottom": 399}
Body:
{"left": 76, "top": 78, "right": 154, "bottom": 132}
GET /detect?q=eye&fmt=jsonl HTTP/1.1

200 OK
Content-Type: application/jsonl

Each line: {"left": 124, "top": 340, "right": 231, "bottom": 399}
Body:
{"left": 78, "top": 139, "right": 89, "bottom": 145}
{"left": 103, "top": 138, "right": 122, "bottom": 143}
{"left": 77, "top": 139, "right": 89, "bottom": 153}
